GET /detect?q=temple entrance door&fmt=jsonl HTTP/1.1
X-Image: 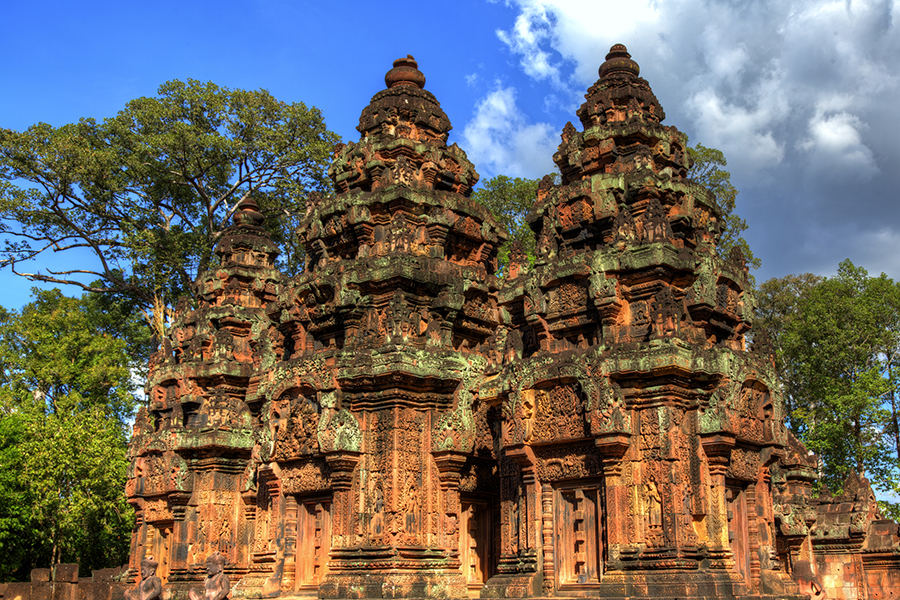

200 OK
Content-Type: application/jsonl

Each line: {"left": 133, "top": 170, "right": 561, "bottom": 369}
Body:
{"left": 726, "top": 484, "right": 750, "bottom": 582}
{"left": 555, "top": 484, "right": 603, "bottom": 591}
{"left": 294, "top": 497, "right": 332, "bottom": 593}
{"left": 459, "top": 498, "right": 494, "bottom": 596}
{"left": 145, "top": 524, "right": 171, "bottom": 577}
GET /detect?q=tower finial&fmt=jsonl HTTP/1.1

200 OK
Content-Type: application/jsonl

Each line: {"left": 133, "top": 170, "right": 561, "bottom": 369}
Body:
{"left": 385, "top": 55, "right": 426, "bottom": 89}
{"left": 600, "top": 44, "right": 640, "bottom": 78}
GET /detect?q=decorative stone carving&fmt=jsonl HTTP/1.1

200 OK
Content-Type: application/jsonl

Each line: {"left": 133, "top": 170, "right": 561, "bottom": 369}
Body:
{"left": 124, "top": 556, "right": 162, "bottom": 600}
{"left": 188, "top": 552, "right": 230, "bottom": 600}
{"left": 115, "top": 46, "right": 900, "bottom": 600}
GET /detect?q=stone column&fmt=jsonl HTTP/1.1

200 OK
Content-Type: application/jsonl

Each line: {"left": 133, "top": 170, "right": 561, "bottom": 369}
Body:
{"left": 541, "top": 486, "right": 554, "bottom": 594}
{"left": 596, "top": 431, "right": 631, "bottom": 568}
{"left": 433, "top": 450, "right": 468, "bottom": 561}
{"left": 324, "top": 451, "right": 361, "bottom": 549}
{"left": 701, "top": 433, "right": 735, "bottom": 569}
{"left": 282, "top": 495, "right": 299, "bottom": 591}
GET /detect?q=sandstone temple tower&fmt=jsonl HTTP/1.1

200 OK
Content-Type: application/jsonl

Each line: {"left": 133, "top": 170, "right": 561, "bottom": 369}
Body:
{"left": 125, "top": 47, "right": 900, "bottom": 600}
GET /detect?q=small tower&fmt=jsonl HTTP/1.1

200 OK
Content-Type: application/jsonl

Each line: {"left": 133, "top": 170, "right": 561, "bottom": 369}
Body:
{"left": 127, "top": 196, "right": 281, "bottom": 586}
{"left": 481, "top": 44, "right": 795, "bottom": 599}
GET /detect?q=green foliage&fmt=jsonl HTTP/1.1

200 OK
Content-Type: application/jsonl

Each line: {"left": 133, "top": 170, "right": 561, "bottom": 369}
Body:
{"left": 0, "top": 290, "right": 135, "bottom": 575}
{"left": 755, "top": 273, "right": 824, "bottom": 431}
{"left": 0, "top": 79, "right": 340, "bottom": 312}
{"left": 759, "top": 261, "right": 900, "bottom": 499}
{"left": 878, "top": 500, "right": 900, "bottom": 522}
{"left": 688, "top": 143, "right": 760, "bottom": 270}
{"left": 471, "top": 174, "right": 540, "bottom": 271}
{"left": 0, "top": 413, "right": 38, "bottom": 580}
{"left": 0, "top": 289, "right": 138, "bottom": 421}
{"left": 9, "top": 408, "right": 132, "bottom": 572}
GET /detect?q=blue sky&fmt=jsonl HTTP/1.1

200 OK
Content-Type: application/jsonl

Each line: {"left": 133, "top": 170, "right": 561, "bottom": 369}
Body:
{"left": 3, "top": 0, "right": 900, "bottom": 309}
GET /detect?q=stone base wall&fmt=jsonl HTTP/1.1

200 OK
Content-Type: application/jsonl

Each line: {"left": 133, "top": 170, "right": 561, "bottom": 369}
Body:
{"left": 0, "top": 565, "right": 126, "bottom": 600}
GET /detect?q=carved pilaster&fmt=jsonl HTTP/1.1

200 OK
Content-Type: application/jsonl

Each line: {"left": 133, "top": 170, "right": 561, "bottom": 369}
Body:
{"left": 541, "top": 486, "right": 554, "bottom": 594}
{"left": 702, "top": 433, "right": 735, "bottom": 568}
{"left": 433, "top": 451, "right": 468, "bottom": 556}
{"left": 597, "top": 432, "right": 630, "bottom": 568}
{"left": 324, "top": 451, "right": 361, "bottom": 548}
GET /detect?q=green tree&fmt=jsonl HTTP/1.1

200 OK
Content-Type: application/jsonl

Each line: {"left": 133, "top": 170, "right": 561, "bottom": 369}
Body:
{"left": 14, "top": 407, "right": 132, "bottom": 570}
{"left": 471, "top": 174, "right": 541, "bottom": 271}
{"left": 772, "top": 261, "right": 900, "bottom": 495}
{"left": 688, "top": 143, "right": 760, "bottom": 269}
{"left": 0, "top": 412, "right": 39, "bottom": 580}
{"left": 754, "top": 273, "right": 824, "bottom": 431}
{"left": 0, "top": 289, "right": 138, "bottom": 421}
{"left": 0, "top": 290, "right": 136, "bottom": 575}
{"left": 0, "top": 79, "right": 340, "bottom": 315}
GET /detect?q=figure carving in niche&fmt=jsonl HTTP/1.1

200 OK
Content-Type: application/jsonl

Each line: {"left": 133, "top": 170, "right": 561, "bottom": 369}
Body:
{"left": 370, "top": 477, "right": 385, "bottom": 539}
{"left": 425, "top": 314, "right": 443, "bottom": 347}
{"left": 643, "top": 477, "right": 662, "bottom": 546}
{"left": 631, "top": 300, "right": 649, "bottom": 327}
{"left": 518, "top": 390, "right": 536, "bottom": 442}
{"left": 590, "top": 377, "right": 628, "bottom": 435}
{"left": 483, "top": 329, "right": 503, "bottom": 366}
{"left": 125, "top": 556, "right": 162, "bottom": 600}
{"left": 643, "top": 196, "right": 674, "bottom": 243}
{"left": 169, "top": 453, "right": 188, "bottom": 492}
{"left": 537, "top": 219, "right": 558, "bottom": 258}
{"left": 359, "top": 308, "right": 378, "bottom": 342}
{"left": 761, "top": 393, "right": 776, "bottom": 442}
{"left": 385, "top": 306, "right": 398, "bottom": 343}
{"left": 503, "top": 329, "right": 524, "bottom": 363}
{"left": 650, "top": 287, "right": 679, "bottom": 338}
{"left": 269, "top": 397, "right": 290, "bottom": 458}
{"left": 313, "top": 239, "right": 331, "bottom": 268}
{"left": 373, "top": 223, "right": 387, "bottom": 255}
{"left": 614, "top": 204, "right": 637, "bottom": 247}
{"left": 403, "top": 471, "right": 420, "bottom": 535}
{"left": 413, "top": 224, "right": 431, "bottom": 254}
{"left": 242, "top": 442, "right": 262, "bottom": 492}
{"left": 189, "top": 552, "right": 230, "bottom": 600}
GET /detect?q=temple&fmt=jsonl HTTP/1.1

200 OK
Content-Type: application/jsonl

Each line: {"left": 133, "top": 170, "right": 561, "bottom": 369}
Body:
{"left": 120, "top": 47, "right": 900, "bottom": 600}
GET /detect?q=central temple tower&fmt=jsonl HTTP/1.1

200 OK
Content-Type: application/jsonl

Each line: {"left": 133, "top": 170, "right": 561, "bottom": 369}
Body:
{"left": 253, "top": 55, "right": 506, "bottom": 598}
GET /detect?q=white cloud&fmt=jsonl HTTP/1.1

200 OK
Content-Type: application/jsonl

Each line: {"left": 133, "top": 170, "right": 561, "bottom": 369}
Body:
{"left": 496, "top": 0, "right": 660, "bottom": 91}
{"left": 685, "top": 76, "right": 789, "bottom": 172}
{"left": 461, "top": 84, "right": 558, "bottom": 179}
{"left": 799, "top": 108, "right": 879, "bottom": 181}
{"left": 496, "top": 3, "right": 562, "bottom": 85}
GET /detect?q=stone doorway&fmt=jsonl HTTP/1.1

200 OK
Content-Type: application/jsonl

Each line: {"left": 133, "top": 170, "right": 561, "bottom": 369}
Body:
{"left": 554, "top": 484, "right": 604, "bottom": 591}
{"left": 293, "top": 497, "right": 332, "bottom": 593}
{"left": 459, "top": 498, "right": 495, "bottom": 596}
{"left": 726, "top": 484, "right": 750, "bottom": 582}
